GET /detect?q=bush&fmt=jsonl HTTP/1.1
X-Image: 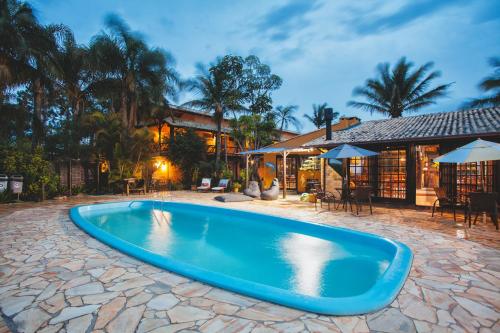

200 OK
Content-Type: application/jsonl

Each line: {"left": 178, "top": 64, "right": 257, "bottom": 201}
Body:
{"left": 166, "top": 129, "right": 207, "bottom": 185}
{"left": 0, "top": 146, "right": 60, "bottom": 201}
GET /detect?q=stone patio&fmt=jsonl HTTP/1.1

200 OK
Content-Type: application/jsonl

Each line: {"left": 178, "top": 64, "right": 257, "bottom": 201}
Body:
{"left": 0, "top": 192, "right": 499, "bottom": 332}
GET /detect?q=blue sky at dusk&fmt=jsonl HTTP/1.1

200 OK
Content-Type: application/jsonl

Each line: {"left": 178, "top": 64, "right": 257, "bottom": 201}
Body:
{"left": 33, "top": 0, "right": 500, "bottom": 132}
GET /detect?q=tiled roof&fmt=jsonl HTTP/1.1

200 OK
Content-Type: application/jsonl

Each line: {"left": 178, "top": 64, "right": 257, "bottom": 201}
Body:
{"left": 305, "top": 107, "right": 500, "bottom": 147}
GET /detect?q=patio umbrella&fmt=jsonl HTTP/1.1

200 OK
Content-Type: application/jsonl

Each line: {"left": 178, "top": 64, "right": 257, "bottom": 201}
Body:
{"left": 434, "top": 138, "right": 500, "bottom": 190}
{"left": 319, "top": 144, "right": 378, "bottom": 188}
{"left": 318, "top": 144, "right": 379, "bottom": 159}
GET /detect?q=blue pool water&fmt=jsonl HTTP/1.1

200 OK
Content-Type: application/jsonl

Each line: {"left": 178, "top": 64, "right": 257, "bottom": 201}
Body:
{"left": 70, "top": 201, "right": 412, "bottom": 314}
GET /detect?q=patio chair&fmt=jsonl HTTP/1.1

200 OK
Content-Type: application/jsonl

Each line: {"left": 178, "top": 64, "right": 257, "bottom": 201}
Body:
{"left": 311, "top": 184, "right": 337, "bottom": 211}
{"left": 432, "top": 187, "right": 465, "bottom": 221}
{"left": 129, "top": 179, "right": 146, "bottom": 195}
{"left": 243, "top": 181, "right": 261, "bottom": 198}
{"left": 197, "top": 178, "right": 211, "bottom": 192}
{"left": 212, "top": 179, "right": 230, "bottom": 193}
{"left": 467, "top": 192, "right": 498, "bottom": 230}
{"left": 352, "top": 186, "right": 373, "bottom": 215}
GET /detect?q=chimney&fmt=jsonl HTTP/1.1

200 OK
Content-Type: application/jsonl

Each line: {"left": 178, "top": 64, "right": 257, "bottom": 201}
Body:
{"left": 324, "top": 108, "right": 333, "bottom": 140}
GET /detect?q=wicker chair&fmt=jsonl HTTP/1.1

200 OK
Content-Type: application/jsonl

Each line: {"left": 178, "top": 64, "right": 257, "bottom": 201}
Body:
{"left": 311, "top": 184, "right": 337, "bottom": 211}
{"left": 432, "top": 187, "right": 466, "bottom": 221}
{"left": 352, "top": 186, "right": 373, "bottom": 215}
{"left": 467, "top": 192, "right": 498, "bottom": 230}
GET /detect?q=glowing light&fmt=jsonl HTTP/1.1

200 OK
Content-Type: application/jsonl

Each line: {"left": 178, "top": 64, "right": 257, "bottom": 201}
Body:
{"left": 161, "top": 163, "right": 167, "bottom": 172}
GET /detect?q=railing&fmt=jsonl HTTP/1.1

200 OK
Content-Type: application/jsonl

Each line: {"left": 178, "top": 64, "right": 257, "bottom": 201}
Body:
{"left": 155, "top": 142, "right": 239, "bottom": 156}
{"left": 206, "top": 145, "right": 239, "bottom": 155}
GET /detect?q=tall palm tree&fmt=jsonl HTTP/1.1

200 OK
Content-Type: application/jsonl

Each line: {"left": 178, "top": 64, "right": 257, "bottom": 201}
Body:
{"left": 465, "top": 57, "right": 500, "bottom": 108}
{"left": 88, "top": 14, "right": 178, "bottom": 130}
{"left": 304, "top": 103, "right": 336, "bottom": 129}
{"left": 273, "top": 105, "right": 301, "bottom": 134}
{"left": 0, "top": 0, "right": 39, "bottom": 98}
{"left": 184, "top": 57, "right": 244, "bottom": 171}
{"left": 0, "top": 0, "right": 60, "bottom": 147}
{"left": 348, "top": 57, "right": 452, "bottom": 118}
{"left": 52, "top": 27, "right": 91, "bottom": 157}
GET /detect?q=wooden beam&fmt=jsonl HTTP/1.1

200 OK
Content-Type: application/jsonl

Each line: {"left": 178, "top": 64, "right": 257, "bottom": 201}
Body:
{"left": 283, "top": 151, "right": 288, "bottom": 199}
{"left": 245, "top": 154, "right": 250, "bottom": 188}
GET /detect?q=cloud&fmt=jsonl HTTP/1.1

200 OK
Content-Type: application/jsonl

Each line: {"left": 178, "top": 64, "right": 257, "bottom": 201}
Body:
{"left": 346, "top": 0, "right": 468, "bottom": 35}
{"left": 255, "top": 0, "right": 322, "bottom": 41}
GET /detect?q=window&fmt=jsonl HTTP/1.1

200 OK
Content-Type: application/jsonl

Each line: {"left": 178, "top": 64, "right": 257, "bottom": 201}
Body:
{"left": 457, "top": 161, "right": 494, "bottom": 201}
{"left": 348, "top": 157, "right": 373, "bottom": 188}
{"left": 378, "top": 149, "right": 407, "bottom": 199}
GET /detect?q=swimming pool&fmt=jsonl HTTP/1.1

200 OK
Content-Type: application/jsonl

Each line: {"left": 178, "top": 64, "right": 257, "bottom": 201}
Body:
{"left": 70, "top": 200, "right": 412, "bottom": 315}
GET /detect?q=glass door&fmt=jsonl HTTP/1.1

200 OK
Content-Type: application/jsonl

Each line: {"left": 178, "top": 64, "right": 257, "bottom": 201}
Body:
{"left": 415, "top": 145, "right": 440, "bottom": 206}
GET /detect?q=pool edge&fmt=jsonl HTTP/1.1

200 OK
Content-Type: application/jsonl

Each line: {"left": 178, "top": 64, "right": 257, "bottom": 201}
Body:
{"left": 69, "top": 200, "right": 413, "bottom": 315}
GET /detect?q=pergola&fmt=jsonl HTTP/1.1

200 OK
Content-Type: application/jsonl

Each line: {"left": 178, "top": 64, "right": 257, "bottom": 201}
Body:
{"left": 239, "top": 147, "right": 316, "bottom": 198}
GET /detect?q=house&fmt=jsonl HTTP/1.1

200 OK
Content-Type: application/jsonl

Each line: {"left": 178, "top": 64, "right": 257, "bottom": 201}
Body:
{"left": 144, "top": 105, "right": 298, "bottom": 184}
{"left": 252, "top": 117, "right": 361, "bottom": 192}
{"left": 303, "top": 107, "right": 500, "bottom": 206}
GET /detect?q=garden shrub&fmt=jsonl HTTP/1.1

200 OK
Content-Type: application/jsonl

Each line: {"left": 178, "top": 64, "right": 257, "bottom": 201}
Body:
{"left": 0, "top": 146, "right": 60, "bottom": 201}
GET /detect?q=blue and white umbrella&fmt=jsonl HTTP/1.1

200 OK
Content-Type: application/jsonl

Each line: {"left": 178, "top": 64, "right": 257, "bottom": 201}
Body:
{"left": 434, "top": 138, "right": 500, "bottom": 190}
{"left": 434, "top": 139, "right": 500, "bottom": 163}
{"left": 318, "top": 144, "right": 378, "bottom": 159}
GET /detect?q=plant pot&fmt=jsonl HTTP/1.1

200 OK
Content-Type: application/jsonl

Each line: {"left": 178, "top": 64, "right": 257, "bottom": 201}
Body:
{"left": 233, "top": 188, "right": 240, "bottom": 193}
{"left": 191, "top": 185, "right": 197, "bottom": 191}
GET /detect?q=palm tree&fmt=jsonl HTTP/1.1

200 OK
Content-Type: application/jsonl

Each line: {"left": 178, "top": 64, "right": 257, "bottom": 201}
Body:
{"left": 0, "top": 0, "right": 39, "bottom": 98}
{"left": 184, "top": 57, "right": 244, "bottom": 171}
{"left": 273, "top": 105, "right": 301, "bottom": 134}
{"left": 88, "top": 14, "right": 178, "bottom": 130}
{"left": 0, "top": 0, "right": 60, "bottom": 147}
{"left": 52, "top": 28, "right": 91, "bottom": 157}
{"left": 464, "top": 57, "right": 500, "bottom": 108}
{"left": 348, "top": 57, "right": 452, "bottom": 118}
{"left": 304, "top": 103, "right": 335, "bottom": 129}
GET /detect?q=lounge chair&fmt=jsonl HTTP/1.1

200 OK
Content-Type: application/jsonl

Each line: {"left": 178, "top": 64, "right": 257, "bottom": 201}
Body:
{"left": 261, "top": 178, "right": 279, "bottom": 200}
{"left": 243, "top": 181, "right": 261, "bottom": 198}
{"left": 129, "top": 179, "right": 146, "bottom": 195}
{"left": 212, "top": 179, "right": 230, "bottom": 193}
{"left": 197, "top": 178, "right": 211, "bottom": 192}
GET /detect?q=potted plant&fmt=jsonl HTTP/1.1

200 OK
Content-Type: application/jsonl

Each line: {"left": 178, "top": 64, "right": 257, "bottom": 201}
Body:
{"left": 232, "top": 182, "right": 242, "bottom": 193}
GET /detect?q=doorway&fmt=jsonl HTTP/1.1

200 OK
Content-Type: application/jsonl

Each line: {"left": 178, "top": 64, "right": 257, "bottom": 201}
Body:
{"left": 415, "top": 145, "right": 440, "bottom": 206}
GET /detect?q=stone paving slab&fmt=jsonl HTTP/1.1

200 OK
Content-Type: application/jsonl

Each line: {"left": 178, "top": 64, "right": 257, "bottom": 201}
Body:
{"left": 0, "top": 192, "right": 499, "bottom": 333}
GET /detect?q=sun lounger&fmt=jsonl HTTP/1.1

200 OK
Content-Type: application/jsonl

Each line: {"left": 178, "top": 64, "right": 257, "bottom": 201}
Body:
{"left": 212, "top": 179, "right": 230, "bottom": 192}
{"left": 197, "top": 178, "right": 211, "bottom": 192}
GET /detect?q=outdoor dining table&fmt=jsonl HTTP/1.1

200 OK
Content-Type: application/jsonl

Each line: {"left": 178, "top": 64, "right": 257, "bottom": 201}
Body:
{"left": 335, "top": 186, "right": 353, "bottom": 212}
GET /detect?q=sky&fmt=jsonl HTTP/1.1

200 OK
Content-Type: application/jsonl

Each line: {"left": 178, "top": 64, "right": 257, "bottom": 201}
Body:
{"left": 33, "top": 0, "right": 500, "bottom": 133}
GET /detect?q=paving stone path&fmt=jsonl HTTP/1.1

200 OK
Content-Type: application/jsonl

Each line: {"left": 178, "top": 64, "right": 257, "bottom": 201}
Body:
{"left": 0, "top": 193, "right": 499, "bottom": 332}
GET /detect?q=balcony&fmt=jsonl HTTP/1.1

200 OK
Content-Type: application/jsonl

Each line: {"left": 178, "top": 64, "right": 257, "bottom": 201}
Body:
{"left": 207, "top": 145, "right": 239, "bottom": 155}
{"left": 154, "top": 142, "right": 239, "bottom": 156}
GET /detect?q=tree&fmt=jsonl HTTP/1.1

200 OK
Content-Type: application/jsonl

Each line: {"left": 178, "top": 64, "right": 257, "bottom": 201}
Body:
{"left": 166, "top": 129, "right": 207, "bottom": 185}
{"left": 242, "top": 55, "right": 282, "bottom": 115}
{"left": 184, "top": 55, "right": 244, "bottom": 171}
{"left": 0, "top": 0, "right": 39, "bottom": 99}
{"left": 464, "top": 57, "right": 500, "bottom": 108}
{"left": 88, "top": 14, "right": 179, "bottom": 130}
{"left": 51, "top": 27, "right": 92, "bottom": 158}
{"left": 273, "top": 105, "right": 301, "bottom": 134}
{"left": 348, "top": 57, "right": 452, "bottom": 118}
{"left": 303, "top": 103, "right": 337, "bottom": 129}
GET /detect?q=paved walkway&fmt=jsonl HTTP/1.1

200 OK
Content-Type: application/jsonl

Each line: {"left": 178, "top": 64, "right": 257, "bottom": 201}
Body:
{"left": 0, "top": 192, "right": 499, "bottom": 332}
